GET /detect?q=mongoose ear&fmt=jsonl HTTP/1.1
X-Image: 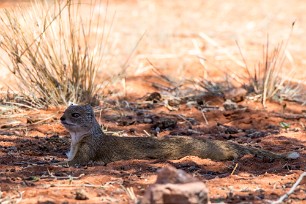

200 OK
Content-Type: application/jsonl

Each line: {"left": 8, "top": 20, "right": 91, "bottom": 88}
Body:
{"left": 84, "top": 104, "right": 93, "bottom": 109}
{"left": 84, "top": 104, "right": 94, "bottom": 115}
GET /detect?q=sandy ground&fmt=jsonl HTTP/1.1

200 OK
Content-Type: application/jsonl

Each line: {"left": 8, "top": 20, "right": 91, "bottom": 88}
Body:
{"left": 0, "top": 0, "right": 305, "bottom": 203}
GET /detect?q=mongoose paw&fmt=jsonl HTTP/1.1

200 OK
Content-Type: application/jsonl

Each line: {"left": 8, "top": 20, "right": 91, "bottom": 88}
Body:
{"left": 91, "top": 160, "right": 106, "bottom": 166}
{"left": 67, "top": 160, "right": 90, "bottom": 167}
{"left": 68, "top": 160, "right": 106, "bottom": 167}
{"left": 51, "top": 161, "right": 69, "bottom": 167}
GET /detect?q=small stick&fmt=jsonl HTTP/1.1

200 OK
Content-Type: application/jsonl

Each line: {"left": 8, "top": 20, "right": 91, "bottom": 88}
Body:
{"left": 0, "top": 191, "right": 24, "bottom": 204}
{"left": 177, "top": 114, "right": 193, "bottom": 127}
{"left": 46, "top": 168, "right": 85, "bottom": 180}
{"left": 270, "top": 172, "right": 306, "bottom": 204}
{"left": 200, "top": 110, "right": 209, "bottom": 125}
{"left": 16, "top": 191, "right": 24, "bottom": 204}
{"left": 143, "top": 130, "right": 151, "bottom": 137}
{"left": 39, "top": 183, "right": 111, "bottom": 189}
{"left": 230, "top": 163, "right": 239, "bottom": 175}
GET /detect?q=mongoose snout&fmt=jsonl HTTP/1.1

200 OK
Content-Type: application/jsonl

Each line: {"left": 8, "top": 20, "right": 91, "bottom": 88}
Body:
{"left": 61, "top": 104, "right": 299, "bottom": 166}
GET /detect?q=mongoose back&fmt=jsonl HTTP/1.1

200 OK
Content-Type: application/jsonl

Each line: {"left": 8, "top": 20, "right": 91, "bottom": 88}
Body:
{"left": 60, "top": 104, "right": 299, "bottom": 166}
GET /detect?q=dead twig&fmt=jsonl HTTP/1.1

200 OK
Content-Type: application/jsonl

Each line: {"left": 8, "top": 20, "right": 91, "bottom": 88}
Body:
{"left": 46, "top": 183, "right": 107, "bottom": 188}
{"left": 177, "top": 114, "right": 193, "bottom": 127}
{"left": 143, "top": 130, "right": 152, "bottom": 137}
{"left": 200, "top": 110, "right": 209, "bottom": 125}
{"left": 271, "top": 112, "right": 306, "bottom": 120}
{"left": 0, "top": 191, "right": 24, "bottom": 204}
{"left": 230, "top": 163, "right": 239, "bottom": 175}
{"left": 269, "top": 172, "right": 306, "bottom": 204}
{"left": 46, "top": 168, "right": 85, "bottom": 180}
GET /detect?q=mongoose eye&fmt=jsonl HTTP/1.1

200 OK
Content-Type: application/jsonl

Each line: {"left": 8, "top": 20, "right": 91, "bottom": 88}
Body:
{"left": 71, "top": 113, "right": 81, "bottom": 118}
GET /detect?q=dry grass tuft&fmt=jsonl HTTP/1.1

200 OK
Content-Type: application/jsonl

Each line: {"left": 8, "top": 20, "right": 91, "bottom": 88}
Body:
{"left": 238, "top": 23, "right": 303, "bottom": 107}
{"left": 0, "top": 0, "right": 112, "bottom": 108}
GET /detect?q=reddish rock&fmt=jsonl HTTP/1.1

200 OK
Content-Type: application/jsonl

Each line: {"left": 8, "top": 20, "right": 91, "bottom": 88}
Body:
{"left": 140, "top": 166, "right": 209, "bottom": 204}
{"left": 155, "top": 165, "right": 198, "bottom": 184}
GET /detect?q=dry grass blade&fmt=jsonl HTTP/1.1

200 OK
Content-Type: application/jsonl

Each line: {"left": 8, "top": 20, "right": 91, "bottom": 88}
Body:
{"left": 121, "top": 185, "right": 138, "bottom": 203}
{"left": 191, "top": 39, "right": 208, "bottom": 80}
{"left": 199, "top": 32, "right": 245, "bottom": 68}
{"left": 0, "top": 0, "right": 114, "bottom": 108}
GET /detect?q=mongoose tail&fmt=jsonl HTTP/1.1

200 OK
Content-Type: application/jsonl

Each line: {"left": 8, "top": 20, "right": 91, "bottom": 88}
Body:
{"left": 236, "top": 143, "right": 300, "bottom": 160}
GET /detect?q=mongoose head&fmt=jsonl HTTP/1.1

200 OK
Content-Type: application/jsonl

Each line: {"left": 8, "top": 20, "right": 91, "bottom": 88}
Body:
{"left": 60, "top": 104, "right": 96, "bottom": 133}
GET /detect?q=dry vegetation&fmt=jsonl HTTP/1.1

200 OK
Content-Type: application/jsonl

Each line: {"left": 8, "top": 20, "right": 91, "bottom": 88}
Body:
{"left": 0, "top": 0, "right": 116, "bottom": 107}
{"left": 0, "top": 0, "right": 305, "bottom": 203}
{"left": 0, "top": 0, "right": 304, "bottom": 107}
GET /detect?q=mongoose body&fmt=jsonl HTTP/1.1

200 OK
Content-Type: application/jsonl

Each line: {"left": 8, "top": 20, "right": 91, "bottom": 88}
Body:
{"left": 60, "top": 105, "right": 299, "bottom": 166}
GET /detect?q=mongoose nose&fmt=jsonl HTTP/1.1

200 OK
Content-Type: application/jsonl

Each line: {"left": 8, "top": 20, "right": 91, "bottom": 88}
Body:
{"left": 60, "top": 116, "right": 65, "bottom": 121}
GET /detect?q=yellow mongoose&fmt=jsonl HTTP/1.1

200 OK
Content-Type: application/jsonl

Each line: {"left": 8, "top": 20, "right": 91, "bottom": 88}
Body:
{"left": 60, "top": 104, "right": 299, "bottom": 166}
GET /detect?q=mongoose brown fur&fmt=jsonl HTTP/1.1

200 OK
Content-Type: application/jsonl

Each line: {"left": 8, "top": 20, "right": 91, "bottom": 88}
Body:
{"left": 60, "top": 104, "right": 299, "bottom": 166}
